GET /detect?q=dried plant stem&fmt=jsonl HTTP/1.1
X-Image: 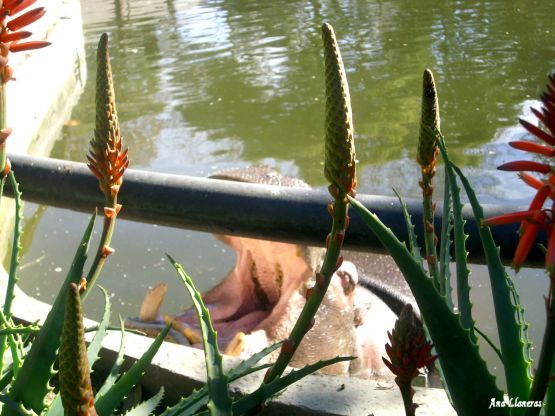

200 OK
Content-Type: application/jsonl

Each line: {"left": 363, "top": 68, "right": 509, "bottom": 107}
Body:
{"left": 263, "top": 191, "right": 348, "bottom": 383}
{"left": 525, "top": 275, "right": 555, "bottom": 416}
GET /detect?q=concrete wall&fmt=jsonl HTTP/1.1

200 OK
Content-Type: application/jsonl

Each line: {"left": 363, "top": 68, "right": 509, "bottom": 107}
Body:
{"left": 0, "top": 0, "right": 87, "bottom": 257}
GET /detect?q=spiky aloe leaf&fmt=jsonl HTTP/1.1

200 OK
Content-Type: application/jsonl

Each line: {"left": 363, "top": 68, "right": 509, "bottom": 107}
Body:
{"left": 194, "top": 357, "right": 353, "bottom": 416}
{"left": 348, "top": 196, "right": 506, "bottom": 415}
{"left": 123, "top": 388, "right": 164, "bottom": 416}
{"left": 439, "top": 174, "right": 454, "bottom": 308}
{"left": 167, "top": 255, "right": 232, "bottom": 416}
{"left": 161, "top": 342, "right": 281, "bottom": 416}
{"left": 96, "top": 317, "right": 126, "bottom": 398}
{"left": 438, "top": 138, "right": 533, "bottom": 406}
{"left": 2, "top": 211, "right": 97, "bottom": 416}
{"left": 0, "top": 171, "right": 23, "bottom": 378}
{"left": 393, "top": 188, "right": 423, "bottom": 265}
{"left": 86, "top": 286, "right": 111, "bottom": 365}
{"left": 59, "top": 283, "right": 96, "bottom": 415}
{"left": 4, "top": 171, "right": 22, "bottom": 318}
{"left": 0, "top": 312, "right": 22, "bottom": 377}
{"left": 436, "top": 130, "right": 476, "bottom": 342}
{"left": 94, "top": 324, "right": 170, "bottom": 416}
{"left": 322, "top": 22, "right": 356, "bottom": 195}
{"left": 0, "top": 395, "right": 27, "bottom": 416}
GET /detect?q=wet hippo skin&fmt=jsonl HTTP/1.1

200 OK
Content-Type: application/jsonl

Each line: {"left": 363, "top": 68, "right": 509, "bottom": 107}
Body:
{"left": 127, "top": 168, "right": 406, "bottom": 378}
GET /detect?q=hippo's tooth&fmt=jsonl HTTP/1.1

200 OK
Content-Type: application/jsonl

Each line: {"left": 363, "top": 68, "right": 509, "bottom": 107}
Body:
{"left": 163, "top": 315, "right": 202, "bottom": 345}
{"left": 223, "top": 332, "right": 245, "bottom": 357}
{"left": 139, "top": 282, "right": 167, "bottom": 322}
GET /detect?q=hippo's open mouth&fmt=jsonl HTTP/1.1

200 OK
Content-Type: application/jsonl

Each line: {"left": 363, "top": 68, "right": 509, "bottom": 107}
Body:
{"left": 126, "top": 234, "right": 318, "bottom": 355}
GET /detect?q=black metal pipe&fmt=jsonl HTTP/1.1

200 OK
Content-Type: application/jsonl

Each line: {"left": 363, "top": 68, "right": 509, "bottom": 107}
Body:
{"left": 3, "top": 154, "right": 543, "bottom": 262}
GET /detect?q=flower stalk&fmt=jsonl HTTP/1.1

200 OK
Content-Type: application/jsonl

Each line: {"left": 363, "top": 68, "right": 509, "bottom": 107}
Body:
{"left": 82, "top": 33, "right": 128, "bottom": 300}
{"left": 263, "top": 22, "right": 355, "bottom": 384}
{"left": 417, "top": 69, "right": 441, "bottom": 289}
{"left": 383, "top": 304, "right": 437, "bottom": 416}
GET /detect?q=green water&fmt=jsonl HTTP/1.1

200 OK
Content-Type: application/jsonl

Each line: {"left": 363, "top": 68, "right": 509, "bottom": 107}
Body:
{"left": 10, "top": 0, "right": 554, "bottom": 387}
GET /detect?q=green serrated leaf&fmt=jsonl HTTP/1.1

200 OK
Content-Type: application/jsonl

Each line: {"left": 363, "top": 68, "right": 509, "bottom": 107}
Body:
{"left": 94, "top": 324, "right": 170, "bottom": 415}
{"left": 96, "top": 317, "right": 127, "bottom": 398}
{"left": 167, "top": 255, "right": 232, "bottom": 416}
{"left": 349, "top": 196, "right": 506, "bottom": 415}
{"left": 440, "top": 139, "right": 532, "bottom": 407}
{"left": 393, "top": 188, "right": 423, "bottom": 265}
{"left": 195, "top": 356, "right": 354, "bottom": 416}
{"left": 438, "top": 142, "right": 476, "bottom": 342}
{"left": 0, "top": 172, "right": 23, "bottom": 378}
{"left": 161, "top": 343, "right": 280, "bottom": 416}
{"left": 123, "top": 388, "right": 164, "bottom": 416}
{"left": 4, "top": 171, "right": 22, "bottom": 319}
{"left": 2, "top": 211, "right": 97, "bottom": 415}
{"left": 439, "top": 173, "right": 454, "bottom": 309}
{"left": 87, "top": 286, "right": 111, "bottom": 366}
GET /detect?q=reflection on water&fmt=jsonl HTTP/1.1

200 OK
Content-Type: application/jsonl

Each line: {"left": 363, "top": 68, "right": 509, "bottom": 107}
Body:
{"left": 8, "top": 0, "right": 555, "bottom": 387}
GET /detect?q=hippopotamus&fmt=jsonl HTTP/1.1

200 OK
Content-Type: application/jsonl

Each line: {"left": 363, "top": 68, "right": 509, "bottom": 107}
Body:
{"left": 126, "top": 168, "right": 411, "bottom": 379}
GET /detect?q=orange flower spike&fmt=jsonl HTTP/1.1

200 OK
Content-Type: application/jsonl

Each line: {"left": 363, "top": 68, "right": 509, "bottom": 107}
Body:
{"left": 482, "top": 210, "right": 542, "bottom": 227}
{"left": 9, "top": 40, "right": 49, "bottom": 52}
{"left": 509, "top": 140, "right": 555, "bottom": 157}
{"left": 6, "top": 7, "right": 45, "bottom": 32}
{"left": 0, "top": 30, "right": 31, "bottom": 42}
{"left": 9, "top": 0, "right": 38, "bottom": 16}
{"left": 518, "top": 172, "right": 545, "bottom": 191}
{"left": 513, "top": 210, "right": 547, "bottom": 271}
{"left": 519, "top": 118, "right": 555, "bottom": 146}
{"left": 498, "top": 160, "right": 552, "bottom": 174}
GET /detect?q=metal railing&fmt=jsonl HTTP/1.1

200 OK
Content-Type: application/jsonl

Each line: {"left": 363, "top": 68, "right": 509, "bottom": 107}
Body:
{"left": 3, "top": 154, "right": 541, "bottom": 263}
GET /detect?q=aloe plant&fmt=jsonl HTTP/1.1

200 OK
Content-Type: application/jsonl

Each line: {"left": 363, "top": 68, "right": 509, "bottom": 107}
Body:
{"left": 348, "top": 68, "right": 555, "bottom": 415}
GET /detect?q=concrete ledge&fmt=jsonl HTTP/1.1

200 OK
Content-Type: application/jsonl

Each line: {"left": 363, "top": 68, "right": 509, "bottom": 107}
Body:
{"left": 4, "top": 268, "right": 455, "bottom": 415}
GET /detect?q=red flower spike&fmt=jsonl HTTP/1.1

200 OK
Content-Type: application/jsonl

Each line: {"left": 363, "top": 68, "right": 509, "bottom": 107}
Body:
{"left": 6, "top": 7, "right": 45, "bottom": 32}
{"left": 0, "top": 30, "right": 31, "bottom": 42}
{"left": 509, "top": 141, "right": 555, "bottom": 157}
{"left": 9, "top": 0, "right": 38, "bottom": 16}
{"left": 519, "top": 172, "right": 545, "bottom": 191}
{"left": 9, "top": 40, "right": 50, "bottom": 53}
{"left": 498, "top": 160, "right": 552, "bottom": 174}
{"left": 3, "top": 0, "right": 23, "bottom": 9}
{"left": 519, "top": 118, "right": 555, "bottom": 146}
{"left": 513, "top": 211, "right": 547, "bottom": 271}
{"left": 482, "top": 210, "right": 543, "bottom": 227}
